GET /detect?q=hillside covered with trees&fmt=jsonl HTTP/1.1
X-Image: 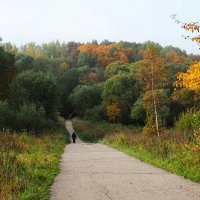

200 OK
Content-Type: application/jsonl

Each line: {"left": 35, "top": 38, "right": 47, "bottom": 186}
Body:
{"left": 1, "top": 39, "right": 199, "bottom": 128}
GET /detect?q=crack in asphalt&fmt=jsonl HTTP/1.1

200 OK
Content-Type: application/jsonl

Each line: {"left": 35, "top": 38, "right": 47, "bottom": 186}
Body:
{"left": 66, "top": 171, "right": 168, "bottom": 175}
{"left": 64, "top": 158, "right": 137, "bottom": 162}
{"left": 66, "top": 151, "right": 123, "bottom": 154}
{"left": 130, "top": 187, "right": 196, "bottom": 194}
{"left": 89, "top": 173, "right": 113, "bottom": 200}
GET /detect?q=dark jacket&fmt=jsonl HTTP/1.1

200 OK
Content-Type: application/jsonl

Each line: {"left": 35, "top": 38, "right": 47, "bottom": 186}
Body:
{"left": 72, "top": 132, "right": 77, "bottom": 139}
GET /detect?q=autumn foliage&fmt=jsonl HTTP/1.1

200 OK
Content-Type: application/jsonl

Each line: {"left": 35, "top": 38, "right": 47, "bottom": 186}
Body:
{"left": 175, "top": 61, "right": 200, "bottom": 90}
{"left": 78, "top": 42, "right": 131, "bottom": 68}
{"left": 137, "top": 44, "right": 169, "bottom": 136}
{"left": 106, "top": 102, "right": 121, "bottom": 122}
{"left": 171, "top": 14, "right": 200, "bottom": 45}
{"left": 0, "top": 38, "right": 199, "bottom": 129}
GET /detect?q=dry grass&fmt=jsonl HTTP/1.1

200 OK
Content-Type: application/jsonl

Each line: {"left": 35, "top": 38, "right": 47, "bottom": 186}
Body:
{"left": 0, "top": 120, "right": 69, "bottom": 200}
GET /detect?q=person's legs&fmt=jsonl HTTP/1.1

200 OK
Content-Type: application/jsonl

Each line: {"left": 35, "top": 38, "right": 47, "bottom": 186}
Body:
{"left": 73, "top": 138, "right": 75, "bottom": 143}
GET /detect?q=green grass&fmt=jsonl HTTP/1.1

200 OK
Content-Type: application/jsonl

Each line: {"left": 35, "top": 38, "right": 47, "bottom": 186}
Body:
{"left": 73, "top": 118, "right": 141, "bottom": 143}
{"left": 73, "top": 118, "right": 200, "bottom": 182}
{"left": 102, "top": 137, "right": 200, "bottom": 182}
{"left": 0, "top": 117, "right": 70, "bottom": 200}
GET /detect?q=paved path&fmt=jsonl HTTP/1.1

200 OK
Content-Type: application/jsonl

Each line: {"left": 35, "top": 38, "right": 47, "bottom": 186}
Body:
{"left": 50, "top": 120, "right": 200, "bottom": 200}
{"left": 65, "top": 120, "right": 83, "bottom": 144}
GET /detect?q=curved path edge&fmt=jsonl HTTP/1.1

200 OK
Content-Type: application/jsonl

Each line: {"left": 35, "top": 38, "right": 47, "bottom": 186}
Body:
{"left": 50, "top": 120, "right": 200, "bottom": 200}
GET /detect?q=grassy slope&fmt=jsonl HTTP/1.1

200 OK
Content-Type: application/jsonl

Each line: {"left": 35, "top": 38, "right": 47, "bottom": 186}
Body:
{"left": 0, "top": 118, "right": 70, "bottom": 200}
{"left": 73, "top": 118, "right": 141, "bottom": 143}
{"left": 73, "top": 118, "right": 200, "bottom": 182}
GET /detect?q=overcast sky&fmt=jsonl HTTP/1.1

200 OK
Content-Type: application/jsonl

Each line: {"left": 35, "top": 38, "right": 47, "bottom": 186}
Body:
{"left": 0, "top": 0, "right": 199, "bottom": 54}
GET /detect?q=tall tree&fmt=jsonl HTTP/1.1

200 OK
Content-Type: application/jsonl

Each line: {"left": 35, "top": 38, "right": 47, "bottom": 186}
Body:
{"left": 137, "top": 44, "right": 169, "bottom": 136}
{"left": 0, "top": 44, "right": 16, "bottom": 100}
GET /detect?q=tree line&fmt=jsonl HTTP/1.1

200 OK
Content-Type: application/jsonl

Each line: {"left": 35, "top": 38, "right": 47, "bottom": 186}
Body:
{"left": 0, "top": 38, "right": 199, "bottom": 136}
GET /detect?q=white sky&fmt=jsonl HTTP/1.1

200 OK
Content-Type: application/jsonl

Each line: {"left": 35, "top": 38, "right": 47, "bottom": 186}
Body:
{"left": 0, "top": 0, "right": 200, "bottom": 54}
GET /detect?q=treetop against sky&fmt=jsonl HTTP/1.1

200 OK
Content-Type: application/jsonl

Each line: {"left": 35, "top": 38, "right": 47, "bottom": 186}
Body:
{"left": 0, "top": 0, "right": 200, "bottom": 54}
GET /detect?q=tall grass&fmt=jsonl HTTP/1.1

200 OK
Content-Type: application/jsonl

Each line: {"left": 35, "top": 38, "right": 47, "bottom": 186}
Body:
{"left": 73, "top": 118, "right": 141, "bottom": 142}
{"left": 103, "top": 131, "right": 200, "bottom": 181}
{"left": 176, "top": 109, "right": 200, "bottom": 140}
{"left": 0, "top": 118, "right": 70, "bottom": 200}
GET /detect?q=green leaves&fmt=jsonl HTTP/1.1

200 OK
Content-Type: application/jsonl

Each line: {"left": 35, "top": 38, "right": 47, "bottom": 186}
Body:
{"left": 10, "top": 70, "right": 59, "bottom": 119}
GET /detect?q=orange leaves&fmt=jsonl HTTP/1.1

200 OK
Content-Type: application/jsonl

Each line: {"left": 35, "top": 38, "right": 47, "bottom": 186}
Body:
{"left": 106, "top": 102, "right": 121, "bottom": 122}
{"left": 78, "top": 42, "right": 130, "bottom": 68}
{"left": 119, "top": 52, "right": 129, "bottom": 63}
{"left": 78, "top": 43, "right": 96, "bottom": 54}
{"left": 96, "top": 45, "right": 114, "bottom": 68}
{"left": 84, "top": 72, "right": 98, "bottom": 84}
{"left": 175, "top": 61, "right": 200, "bottom": 90}
{"left": 165, "top": 50, "right": 180, "bottom": 65}
{"left": 88, "top": 72, "right": 98, "bottom": 81}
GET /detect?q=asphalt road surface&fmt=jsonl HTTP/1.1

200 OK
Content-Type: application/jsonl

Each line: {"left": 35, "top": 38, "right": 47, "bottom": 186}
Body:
{"left": 50, "top": 120, "right": 200, "bottom": 200}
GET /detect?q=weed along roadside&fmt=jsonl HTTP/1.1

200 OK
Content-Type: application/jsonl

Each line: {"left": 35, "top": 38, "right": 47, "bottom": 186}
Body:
{"left": 73, "top": 118, "right": 200, "bottom": 182}
{"left": 0, "top": 118, "right": 70, "bottom": 200}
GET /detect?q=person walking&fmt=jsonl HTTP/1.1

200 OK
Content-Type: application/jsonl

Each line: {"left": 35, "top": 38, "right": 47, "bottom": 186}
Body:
{"left": 72, "top": 132, "right": 77, "bottom": 143}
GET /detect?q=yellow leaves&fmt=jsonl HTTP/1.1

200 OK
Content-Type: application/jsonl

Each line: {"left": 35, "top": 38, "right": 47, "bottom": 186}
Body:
{"left": 59, "top": 62, "right": 69, "bottom": 70}
{"left": 192, "top": 36, "right": 200, "bottom": 43}
{"left": 171, "top": 15, "right": 200, "bottom": 46}
{"left": 175, "top": 61, "right": 200, "bottom": 90}
{"left": 182, "top": 22, "right": 200, "bottom": 33}
{"left": 106, "top": 103, "right": 121, "bottom": 122}
{"left": 171, "top": 14, "right": 200, "bottom": 33}
{"left": 34, "top": 48, "right": 43, "bottom": 58}
{"left": 142, "top": 90, "right": 168, "bottom": 111}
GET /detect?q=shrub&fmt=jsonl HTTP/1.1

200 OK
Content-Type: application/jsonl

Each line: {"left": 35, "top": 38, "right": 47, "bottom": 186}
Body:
{"left": 69, "top": 84, "right": 102, "bottom": 116}
{"left": 104, "top": 61, "right": 130, "bottom": 79}
{"left": 15, "top": 103, "right": 49, "bottom": 132}
{"left": 84, "top": 105, "right": 106, "bottom": 121}
{"left": 131, "top": 99, "right": 146, "bottom": 125}
{"left": 176, "top": 109, "right": 200, "bottom": 140}
{"left": 160, "top": 106, "right": 172, "bottom": 126}
{"left": 10, "top": 70, "right": 59, "bottom": 119}
{"left": 0, "top": 101, "right": 15, "bottom": 130}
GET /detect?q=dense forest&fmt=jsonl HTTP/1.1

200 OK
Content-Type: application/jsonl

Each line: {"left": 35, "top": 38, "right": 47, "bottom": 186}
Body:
{"left": 0, "top": 39, "right": 200, "bottom": 131}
